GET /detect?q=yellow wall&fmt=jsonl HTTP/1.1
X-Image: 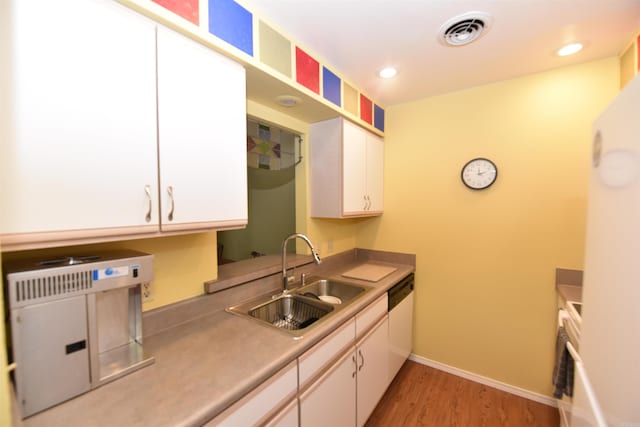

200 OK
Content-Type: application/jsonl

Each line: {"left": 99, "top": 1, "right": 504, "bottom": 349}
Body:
{"left": 358, "top": 57, "right": 619, "bottom": 395}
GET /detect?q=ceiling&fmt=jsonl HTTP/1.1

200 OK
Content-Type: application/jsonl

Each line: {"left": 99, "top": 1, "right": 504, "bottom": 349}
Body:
{"left": 240, "top": 0, "right": 640, "bottom": 107}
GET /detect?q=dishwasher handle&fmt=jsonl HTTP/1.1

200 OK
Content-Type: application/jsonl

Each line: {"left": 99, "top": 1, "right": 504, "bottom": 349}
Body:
{"left": 388, "top": 273, "right": 414, "bottom": 311}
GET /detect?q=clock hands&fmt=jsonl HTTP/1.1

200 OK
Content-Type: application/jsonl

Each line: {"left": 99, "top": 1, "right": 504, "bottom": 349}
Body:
{"left": 462, "top": 158, "right": 497, "bottom": 190}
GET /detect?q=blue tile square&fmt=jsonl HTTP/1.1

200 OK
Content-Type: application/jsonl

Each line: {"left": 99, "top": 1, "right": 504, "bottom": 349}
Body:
{"left": 374, "top": 104, "right": 385, "bottom": 132}
{"left": 209, "top": 0, "right": 253, "bottom": 56}
{"left": 322, "top": 67, "right": 341, "bottom": 107}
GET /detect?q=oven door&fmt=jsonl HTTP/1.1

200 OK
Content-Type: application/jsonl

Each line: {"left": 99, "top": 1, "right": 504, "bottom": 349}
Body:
{"left": 557, "top": 309, "right": 606, "bottom": 427}
{"left": 557, "top": 309, "right": 580, "bottom": 427}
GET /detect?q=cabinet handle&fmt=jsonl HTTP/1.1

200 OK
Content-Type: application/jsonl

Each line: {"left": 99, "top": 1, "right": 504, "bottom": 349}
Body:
{"left": 167, "top": 186, "right": 174, "bottom": 221}
{"left": 352, "top": 354, "right": 357, "bottom": 378}
{"left": 358, "top": 349, "right": 364, "bottom": 371}
{"left": 144, "top": 185, "right": 152, "bottom": 223}
{"left": 363, "top": 195, "right": 370, "bottom": 211}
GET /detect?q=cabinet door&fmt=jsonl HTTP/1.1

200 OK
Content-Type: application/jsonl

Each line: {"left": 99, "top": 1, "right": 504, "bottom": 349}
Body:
{"left": 13, "top": 296, "right": 90, "bottom": 417}
{"left": 300, "top": 347, "right": 357, "bottom": 427}
{"left": 3, "top": 0, "right": 158, "bottom": 238}
{"left": 342, "top": 120, "right": 367, "bottom": 214}
{"left": 365, "top": 134, "right": 384, "bottom": 213}
{"left": 356, "top": 316, "right": 389, "bottom": 427}
{"left": 264, "top": 397, "right": 298, "bottom": 427}
{"left": 208, "top": 361, "right": 297, "bottom": 426}
{"left": 157, "top": 27, "right": 247, "bottom": 232}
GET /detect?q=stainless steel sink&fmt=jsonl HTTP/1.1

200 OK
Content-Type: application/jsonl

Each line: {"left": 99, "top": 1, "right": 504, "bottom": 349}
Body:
{"left": 295, "top": 279, "right": 369, "bottom": 304}
{"left": 226, "top": 278, "right": 373, "bottom": 338}
{"left": 248, "top": 294, "right": 333, "bottom": 330}
{"left": 227, "top": 294, "right": 334, "bottom": 337}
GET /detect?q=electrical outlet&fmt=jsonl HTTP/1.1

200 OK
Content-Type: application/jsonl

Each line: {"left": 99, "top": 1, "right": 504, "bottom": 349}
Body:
{"left": 142, "top": 282, "right": 153, "bottom": 303}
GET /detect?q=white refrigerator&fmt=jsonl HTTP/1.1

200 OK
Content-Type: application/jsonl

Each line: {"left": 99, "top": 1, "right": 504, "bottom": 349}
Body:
{"left": 572, "top": 74, "right": 640, "bottom": 426}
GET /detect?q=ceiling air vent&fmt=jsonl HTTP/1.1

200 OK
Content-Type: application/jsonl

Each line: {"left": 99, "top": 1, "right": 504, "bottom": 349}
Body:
{"left": 438, "top": 12, "right": 492, "bottom": 47}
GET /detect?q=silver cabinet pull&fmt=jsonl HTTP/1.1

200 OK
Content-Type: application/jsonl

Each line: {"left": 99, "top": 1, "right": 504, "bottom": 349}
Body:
{"left": 352, "top": 354, "right": 357, "bottom": 378}
{"left": 167, "top": 186, "right": 174, "bottom": 221}
{"left": 363, "top": 195, "right": 370, "bottom": 210}
{"left": 358, "top": 349, "right": 364, "bottom": 371}
{"left": 144, "top": 185, "right": 152, "bottom": 223}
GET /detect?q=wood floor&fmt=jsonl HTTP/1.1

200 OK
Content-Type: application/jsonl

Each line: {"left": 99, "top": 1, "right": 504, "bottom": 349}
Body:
{"left": 366, "top": 360, "right": 559, "bottom": 427}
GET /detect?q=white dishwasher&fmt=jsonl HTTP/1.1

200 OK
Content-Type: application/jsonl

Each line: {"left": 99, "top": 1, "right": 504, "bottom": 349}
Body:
{"left": 388, "top": 273, "right": 414, "bottom": 380}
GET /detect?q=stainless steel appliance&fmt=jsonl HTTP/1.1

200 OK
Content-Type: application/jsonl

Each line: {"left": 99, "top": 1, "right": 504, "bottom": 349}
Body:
{"left": 388, "top": 273, "right": 414, "bottom": 379}
{"left": 3, "top": 250, "right": 155, "bottom": 418}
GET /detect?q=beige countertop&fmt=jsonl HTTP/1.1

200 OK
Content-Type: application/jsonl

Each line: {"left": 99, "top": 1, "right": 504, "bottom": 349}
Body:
{"left": 555, "top": 267, "right": 583, "bottom": 304}
{"left": 557, "top": 284, "right": 582, "bottom": 303}
{"left": 16, "top": 249, "right": 415, "bottom": 427}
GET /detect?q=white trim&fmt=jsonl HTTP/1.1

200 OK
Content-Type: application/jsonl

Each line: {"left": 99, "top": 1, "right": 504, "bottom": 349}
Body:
{"left": 408, "top": 354, "right": 558, "bottom": 408}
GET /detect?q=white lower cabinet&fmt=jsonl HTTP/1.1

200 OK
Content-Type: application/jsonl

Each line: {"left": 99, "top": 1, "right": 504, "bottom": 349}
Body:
{"left": 208, "top": 361, "right": 298, "bottom": 427}
{"left": 299, "top": 297, "right": 390, "bottom": 427}
{"left": 355, "top": 316, "right": 389, "bottom": 427}
{"left": 299, "top": 347, "right": 357, "bottom": 427}
{"left": 265, "top": 397, "right": 299, "bottom": 427}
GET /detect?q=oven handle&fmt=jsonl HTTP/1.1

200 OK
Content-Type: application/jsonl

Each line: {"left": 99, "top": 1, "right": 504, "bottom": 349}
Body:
{"left": 558, "top": 310, "right": 607, "bottom": 427}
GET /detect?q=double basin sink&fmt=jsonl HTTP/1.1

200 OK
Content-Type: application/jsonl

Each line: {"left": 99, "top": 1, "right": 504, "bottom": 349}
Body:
{"left": 227, "top": 278, "right": 373, "bottom": 338}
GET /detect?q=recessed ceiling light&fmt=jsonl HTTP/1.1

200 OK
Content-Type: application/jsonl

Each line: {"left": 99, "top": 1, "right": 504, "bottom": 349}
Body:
{"left": 275, "top": 95, "right": 300, "bottom": 107}
{"left": 557, "top": 43, "right": 583, "bottom": 57}
{"left": 379, "top": 67, "right": 397, "bottom": 79}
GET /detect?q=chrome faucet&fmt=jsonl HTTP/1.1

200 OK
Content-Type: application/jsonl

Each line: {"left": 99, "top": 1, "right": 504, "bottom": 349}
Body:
{"left": 281, "top": 233, "right": 321, "bottom": 293}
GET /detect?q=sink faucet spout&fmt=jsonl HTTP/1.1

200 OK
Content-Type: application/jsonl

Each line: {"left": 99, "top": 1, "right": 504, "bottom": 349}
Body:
{"left": 282, "top": 233, "right": 321, "bottom": 293}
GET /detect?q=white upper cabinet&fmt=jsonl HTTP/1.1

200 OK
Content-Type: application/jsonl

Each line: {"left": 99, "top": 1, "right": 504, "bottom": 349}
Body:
{"left": 1, "top": 0, "right": 247, "bottom": 249}
{"left": 365, "top": 133, "right": 384, "bottom": 213}
{"left": 342, "top": 121, "right": 368, "bottom": 213}
{"left": 310, "top": 118, "right": 384, "bottom": 218}
{"left": 3, "top": 0, "right": 159, "bottom": 240}
{"left": 156, "top": 27, "right": 247, "bottom": 232}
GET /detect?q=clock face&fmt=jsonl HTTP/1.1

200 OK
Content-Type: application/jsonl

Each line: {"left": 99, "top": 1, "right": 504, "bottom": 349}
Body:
{"left": 461, "top": 158, "right": 498, "bottom": 190}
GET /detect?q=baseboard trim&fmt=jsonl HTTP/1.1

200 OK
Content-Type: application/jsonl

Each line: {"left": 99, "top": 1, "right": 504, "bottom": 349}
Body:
{"left": 408, "top": 354, "right": 558, "bottom": 408}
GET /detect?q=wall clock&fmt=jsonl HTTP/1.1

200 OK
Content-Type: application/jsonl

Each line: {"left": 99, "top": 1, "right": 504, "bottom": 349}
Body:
{"left": 461, "top": 158, "right": 498, "bottom": 190}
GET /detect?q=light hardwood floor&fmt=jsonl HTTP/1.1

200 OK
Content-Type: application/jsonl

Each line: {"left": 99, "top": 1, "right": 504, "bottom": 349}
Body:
{"left": 366, "top": 360, "right": 559, "bottom": 427}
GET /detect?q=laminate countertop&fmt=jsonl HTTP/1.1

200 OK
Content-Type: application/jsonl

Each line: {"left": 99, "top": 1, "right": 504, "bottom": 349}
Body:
{"left": 14, "top": 249, "right": 415, "bottom": 427}
{"left": 557, "top": 284, "right": 582, "bottom": 303}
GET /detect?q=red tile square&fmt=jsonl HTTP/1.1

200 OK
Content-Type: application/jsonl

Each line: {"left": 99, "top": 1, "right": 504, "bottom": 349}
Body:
{"left": 295, "top": 47, "right": 320, "bottom": 94}
{"left": 360, "top": 94, "right": 373, "bottom": 125}
{"left": 153, "top": 0, "right": 199, "bottom": 25}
